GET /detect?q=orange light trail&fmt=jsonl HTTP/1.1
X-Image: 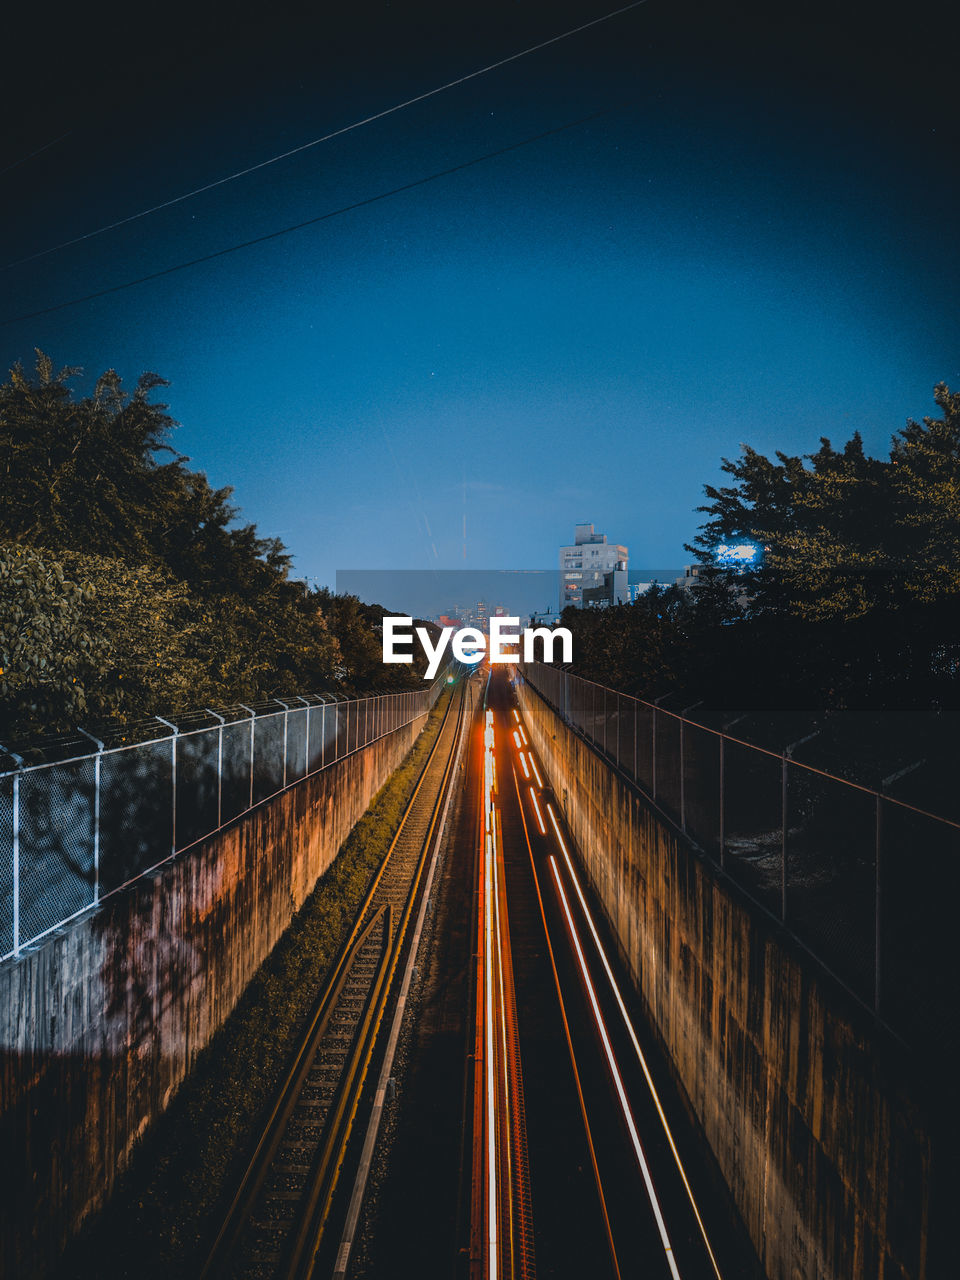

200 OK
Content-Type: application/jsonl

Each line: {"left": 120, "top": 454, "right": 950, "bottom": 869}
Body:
{"left": 483, "top": 711, "right": 499, "bottom": 1278}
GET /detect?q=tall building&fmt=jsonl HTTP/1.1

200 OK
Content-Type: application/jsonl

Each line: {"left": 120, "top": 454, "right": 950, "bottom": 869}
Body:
{"left": 559, "top": 523, "right": 629, "bottom": 609}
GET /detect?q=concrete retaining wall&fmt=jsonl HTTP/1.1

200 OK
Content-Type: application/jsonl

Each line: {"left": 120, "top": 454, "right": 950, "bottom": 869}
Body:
{"left": 518, "top": 678, "right": 936, "bottom": 1280}
{"left": 0, "top": 710, "right": 429, "bottom": 1279}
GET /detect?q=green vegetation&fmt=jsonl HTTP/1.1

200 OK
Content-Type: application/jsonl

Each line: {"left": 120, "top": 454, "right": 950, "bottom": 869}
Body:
{"left": 57, "top": 687, "right": 452, "bottom": 1280}
{"left": 0, "top": 352, "right": 428, "bottom": 740}
{"left": 563, "top": 384, "right": 960, "bottom": 712}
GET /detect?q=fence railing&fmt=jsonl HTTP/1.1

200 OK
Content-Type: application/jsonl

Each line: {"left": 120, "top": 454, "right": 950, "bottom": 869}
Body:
{"left": 520, "top": 660, "right": 959, "bottom": 1047}
{"left": 1, "top": 680, "right": 446, "bottom": 962}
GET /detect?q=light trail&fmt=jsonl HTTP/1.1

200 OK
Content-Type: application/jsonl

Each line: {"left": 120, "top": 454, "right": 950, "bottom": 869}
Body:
{"left": 518, "top": 752, "right": 531, "bottom": 780}
{"left": 513, "top": 729, "right": 523, "bottom": 751}
{"left": 485, "top": 828, "right": 499, "bottom": 1280}
{"left": 493, "top": 813, "right": 513, "bottom": 1275}
{"left": 549, "top": 856, "right": 681, "bottom": 1280}
{"left": 511, "top": 764, "right": 622, "bottom": 1279}
{"left": 518, "top": 725, "right": 528, "bottom": 747}
{"left": 545, "top": 803, "right": 723, "bottom": 1280}
{"left": 483, "top": 708, "right": 499, "bottom": 1278}
{"left": 528, "top": 787, "right": 547, "bottom": 836}
{"left": 479, "top": 704, "right": 536, "bottom": 1278}
{"left": 528, "top": 755, "right": 544, "bottom": 789}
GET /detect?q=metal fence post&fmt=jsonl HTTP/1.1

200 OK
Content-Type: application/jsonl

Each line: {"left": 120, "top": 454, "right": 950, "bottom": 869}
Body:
{"left": 275, "top": 699, "right": 289, "bottom": 789}
{"left": 156, "top": 717, "right": 179, "bottom": 853}
{"left": 875, "top": 793, "right": 883, "bottom": 1016}
{"left": 294, "top": 696, "right": 311, "bottom": 774}
{"left": 93, "top": 752, "right": 101, "bottom": 903}
{"left": 719, "top": 735, "right": 726, "bottom": 867}
{"left": 12, "top": 771, "right": 19, "bottom": 956}
{"left": 78, "top": 728, "right": 105, "bottom": 905}
{"left": 651, "top": 695, "right": 673, "bottom": 804}
{"left": 680, "top": 717, "right": 686, "bottom": 833}
{"left": 781, "top": 753, "right": 788, "bottom": 922}
{"left": 633, "top": 696, "right": 638, "bottom": 783}
{"left": 239, "top": 705, "right": 255, "bottom": 809}
{"left": 205, "top": 711, "right": 225, "bottom": 828}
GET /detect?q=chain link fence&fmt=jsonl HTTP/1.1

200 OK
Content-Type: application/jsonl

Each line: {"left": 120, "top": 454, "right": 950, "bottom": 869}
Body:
{"left": 1, "top": 682, "right": 444, "bottom": 962}
{"left": 520, "top": 661, "right": 960, "bottom": 1046}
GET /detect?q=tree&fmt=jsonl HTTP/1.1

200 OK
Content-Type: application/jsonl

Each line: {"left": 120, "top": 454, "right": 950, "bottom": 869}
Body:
{"left": 0, "top": 353, "right": 423, "bottom": 737}
{"left": 0, "top": 546, "right": 101, "bottom": 738}
{"left": 687, "top": 386, "right": 960, "bottom": 621}
{"left": 888, "top": 383, "right": 960, "bottom": 603}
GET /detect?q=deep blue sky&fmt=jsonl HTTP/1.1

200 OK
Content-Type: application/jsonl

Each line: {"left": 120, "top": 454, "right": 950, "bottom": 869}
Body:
{"left": 2, "top": 1, "right": 957, "bottom": 587}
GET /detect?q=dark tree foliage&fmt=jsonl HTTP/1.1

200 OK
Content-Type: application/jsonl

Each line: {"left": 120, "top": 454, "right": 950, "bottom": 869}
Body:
{"left": 0, "top": 353, "right": 424, "bottom": 738}
{"left": 568, "top": 385, "right": 960, "bottom": 713}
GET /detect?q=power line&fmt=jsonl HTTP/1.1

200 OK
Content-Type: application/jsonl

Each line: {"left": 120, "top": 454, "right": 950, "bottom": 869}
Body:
{"left": 0, "top": 131, "right": 74, "bottom": 179}
{"left": 0, "top": 103, "right": 631, "bottom": 327}
{"left": 0, "top": 1, "right": 647, "bottom": 274}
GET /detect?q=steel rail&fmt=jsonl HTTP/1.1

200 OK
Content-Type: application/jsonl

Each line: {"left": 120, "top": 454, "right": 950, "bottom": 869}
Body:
{"left": 199, "top": 684, "right": 462, "bottom": 1279}
{"left": 332, "top": 673, "right": 473, "bottom": 1279}
{"left": 291, "top": 681, "right": 468, "bottom": 1277}
{"left": 199, "top": 903, "right": 389, "bottom": 1278}
{"left": 284, "top": 904, "right": 395, "bottom": 1278}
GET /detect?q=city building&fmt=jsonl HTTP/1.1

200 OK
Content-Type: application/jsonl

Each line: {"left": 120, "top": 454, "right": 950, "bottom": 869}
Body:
{"left": 582, "top": 566, "right": 630, "bottom": 608}
{"left": 676, "top": 564, "right": 704, "bottom": 593}
{"left": 559, "top": 523, "right": 629, "bottom": 609}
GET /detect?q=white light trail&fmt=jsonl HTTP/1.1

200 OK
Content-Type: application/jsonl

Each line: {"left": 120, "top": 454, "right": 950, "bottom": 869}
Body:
{"left": 528, "top": 755, "right": 544, "bottom": 789}
{"left": 529, "top": 787, "right": 547, "bottom": 835}
{"left": 492, "top": 810, "right": 513, "bottom": 1271}
{"left": 549, "top": 856, "right": 681, "bottom": 1280}
{"left": 518, "top": 752, "right": 531, "bottom": 780}
{"left": 545, "top": 804, "right": 723, "bottom": 1280}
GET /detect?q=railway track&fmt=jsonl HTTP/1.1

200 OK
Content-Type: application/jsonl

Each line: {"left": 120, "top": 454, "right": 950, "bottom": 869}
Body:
{"left": 201, "top": 678, "right": 466, "bottom": 1280}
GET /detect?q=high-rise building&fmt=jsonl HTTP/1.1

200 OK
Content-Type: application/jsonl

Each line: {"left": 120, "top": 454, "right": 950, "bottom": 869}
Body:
{"left": 559, "top": 523, "right": 629, "bottom": 608}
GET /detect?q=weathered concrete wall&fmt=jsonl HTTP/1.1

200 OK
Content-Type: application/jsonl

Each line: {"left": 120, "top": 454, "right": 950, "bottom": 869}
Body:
{"left": 518, "top": 679, "right": 936, "bottom": 1280}
{"left": 0, "top": 711, "right": 428, "bottom": 1279}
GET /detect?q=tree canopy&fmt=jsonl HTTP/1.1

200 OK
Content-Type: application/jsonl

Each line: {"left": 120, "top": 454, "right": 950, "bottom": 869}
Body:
{"left": 564, "top": 384, "right": 960, "bottom": 713}
{"left": 687, "top": 383, "right": 960, "bottom": 620}
{"left": 0, "top": 352, "right": 426, "bottom": 740}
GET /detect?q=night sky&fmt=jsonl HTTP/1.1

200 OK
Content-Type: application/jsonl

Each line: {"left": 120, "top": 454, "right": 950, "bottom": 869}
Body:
{"left": 2, "top": 1, "right": 957, "bottom": 586}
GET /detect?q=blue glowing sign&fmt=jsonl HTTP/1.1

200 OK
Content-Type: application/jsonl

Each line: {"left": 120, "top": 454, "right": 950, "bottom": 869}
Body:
{"left": 714, "top": 542, "right": 761, "bottom": 569}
